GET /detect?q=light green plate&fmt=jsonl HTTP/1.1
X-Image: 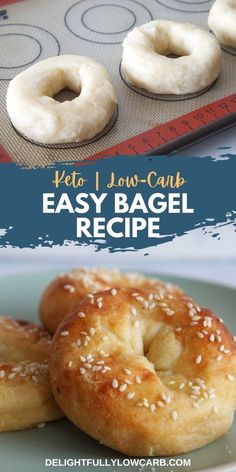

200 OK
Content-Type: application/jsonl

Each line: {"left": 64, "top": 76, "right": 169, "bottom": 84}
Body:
{"left": 0, "top": 271, "right": 235, "bottom": 472}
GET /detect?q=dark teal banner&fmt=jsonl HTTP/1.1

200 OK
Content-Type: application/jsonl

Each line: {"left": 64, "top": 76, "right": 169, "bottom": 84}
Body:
{"left": 0, "top": 155, "right": 235, "bottom": 251}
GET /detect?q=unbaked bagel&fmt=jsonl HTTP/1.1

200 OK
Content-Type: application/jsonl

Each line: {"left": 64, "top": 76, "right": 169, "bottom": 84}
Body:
{"left": 208, "top": 0, "right": 236, "bottom": 49}
{"left": 6, "top": 55, "right": 117, "bottom": 144}
{"left": 0, "top": 316, "right": 62, "bottom": 432}
{"left": 39, "top": 268, "right": 182, "bottom": 334}
{"left": 121, "top": 20, "right": 222, "bottom": 95}
{"left": 49, "top": 287, "right": 236, "bottom": 456}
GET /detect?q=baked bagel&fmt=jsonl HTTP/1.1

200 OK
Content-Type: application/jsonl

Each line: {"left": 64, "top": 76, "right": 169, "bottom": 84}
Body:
{"left": 49, "top": 287, "right": 236, "bottom": 456}
{"left": 40, "top": 268, "right": 182, "bottom": 334}
{"left": 0, "top": 316, "right": 62, "bottom": 432}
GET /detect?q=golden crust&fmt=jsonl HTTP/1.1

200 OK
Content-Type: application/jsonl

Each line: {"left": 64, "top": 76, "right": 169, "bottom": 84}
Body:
{"left": 0, "top": 317, "right": 62, "bottom": 432}
{"left": 40, "top": 268, "right": 182, "bottom": 334}
{"left": 49, "top": 287, "right": 236, "bottom": 456}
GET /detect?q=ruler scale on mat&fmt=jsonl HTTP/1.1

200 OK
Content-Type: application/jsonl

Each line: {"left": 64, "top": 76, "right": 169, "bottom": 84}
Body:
{"left": 1, "top": 0, "right": 236, "bottom": 166}
{"left": 89, "top": 93, "right": 236, "bottom": 160}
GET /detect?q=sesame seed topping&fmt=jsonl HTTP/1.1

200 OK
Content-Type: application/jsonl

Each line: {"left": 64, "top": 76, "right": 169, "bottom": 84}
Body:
{"left": 172, "top": 411, "right": 178, "bottom": 421}
{"left": 157, "top": 401, "right": 164, "bottom": 408}
{"left": 0, "top": 370, "right": 5, "bottom": 379}
{"left": 227, "top": 374, "right": 234, "bottom": 382}
{"left": 179, "top": 383, "right": 185, "bottom": 390}
{"left": 209, "top": 334, "right": 215, "bottom": 342}
{"left": 124, "top": 368, "right": 132, "bottom": 375}
{"left": 219, "top": 345, "right": 225, "bottom": 352}
{"left": 112, "top": 379, "right": 119, "bottom": 389}
{"left": 89, "top": 327, "right": 96, "bottom": 336}
{"left": 135, "top": 376, "right": 141, "bottom": 384}
{"left": 150, "top": 404, "right": 156, "bottom": 412}
{"left": 131, "top": 307, "right": 137, "bottom": 316}
{"left": 78, "top": 312, "right": 86, "bottom": 318}
{"left": 80, "top": 368, "right": 85, "bottom": 375}
{"left": 37, "top": 422, "right": 45, "bottom": 428}
{"left": 195, "top": 355, "right": 202, "bottom": 365}
{"left": 60, "top": 331, "right": 69, "bottom": 337}
{"left": 127, "top": 392, "right": 135, "bottom": 400}
{"left": 68, "top": 361, "right": 72, "bottom": 368}
{"left": 63, "top": 284, "right": 75, "bottom": 293}
{"left": 98, "top": 302, "right": 103, "bottom": 309}
{"left": 119, "top": 384, "right": 127, "bottom": 392}
{"left": 197, "top": 332, "right": 204, "bottom": 339}
{"left": 111, "top": 288, "right": 117, "bottom": 296}
{"left": 175, "top": 327, "right": 182, "bottom": 332}
{"left": 216, "top": 354, "right": 223, "bottom": 362}
{"left": 8, "top": 373, "right": 16, "bottom": 380}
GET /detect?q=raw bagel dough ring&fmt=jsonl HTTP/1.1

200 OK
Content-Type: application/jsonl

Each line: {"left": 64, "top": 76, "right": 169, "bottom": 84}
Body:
{"left": 208, "top": 0, "right": 236, "bottom": 49}
{"left": 50, "top": 287, "right": 236, "bottom": 456}
{"left": 39, "top": 268, "right": 183, "bottom": 334}
{"left": 0, "top": 316, "right": 62, "bottom": 432}
{"left": 6, "top": 55, "right": 117, "bottom": 144}
{"left": 121, "top": 20, "right": 222, "bottom": 95}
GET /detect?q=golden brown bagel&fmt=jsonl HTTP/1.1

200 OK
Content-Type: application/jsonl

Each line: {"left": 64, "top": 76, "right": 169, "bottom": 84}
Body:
{"left": 40, "top": 268, "right": 182, "bottom": 334}
{"left": 50, "top": 287, "right": 236, "bottom": 457}
{"left": 0, "top": 316, "right": 62, "bottom": 432}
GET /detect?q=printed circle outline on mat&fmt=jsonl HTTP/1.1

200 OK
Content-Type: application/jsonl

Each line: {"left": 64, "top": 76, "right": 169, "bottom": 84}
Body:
{"left": 13, "top": 105, "right": 119, "bottom": 150}
{"left": 0, "top": 24, "right": 60, "bottom": 81}
{"left": 221, "top": 45, "right": 236, "bottom": 57}
{"left": 0, "top": 34, "right": 42, "bottom": 69}
{"left": 119, "top": 62, "right": 217, "bottom": 102}
{"left": 64, "top": 0, "right": 153, "bottom": 45}
{"left": 154, "top": 0, "right": 212, "bottom": 13}
{"left": 81, "top": 4, "right": 136, "bottom": 35}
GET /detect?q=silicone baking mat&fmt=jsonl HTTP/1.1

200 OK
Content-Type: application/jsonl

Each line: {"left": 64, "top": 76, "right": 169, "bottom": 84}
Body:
{"left": 0, "top": 0, "right": 236, "bottom": 166}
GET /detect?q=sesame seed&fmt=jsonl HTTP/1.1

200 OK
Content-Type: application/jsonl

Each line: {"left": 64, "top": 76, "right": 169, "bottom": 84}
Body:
{"left": 124, "top": 368, "right": 131, "bottom": 375}
{"left": 150, "top": 404, "right": 156, "bottom": 412}
{"left": 68, "top": 361, "right": 72, "bottom": 368}
{"left": 216, "top": 354, "right": 223, "bottom": 362}
{"left": 217, "top": 335, "right": 222, "bottom": 343}
{"left": 219, "top": 345, "right": 225, "bottom": 352}
{"left": 84, "top": 363, "right": 92, "bottom": 369}
{"left": 8, "top": 373, "right": 16, "bottom": 380}
{"left": 172, "top": 411, "right": 178, "bottom": 421}
{"left": 227, "top": 374, "right": 234, "bottom": 382}
{"left": 168, "top": 380, "right": 176, "bottom": 385}
{"left": 175, "top": 327, "right": 182, "bottom": 332}
{"left": 157, "top": 401, "right": 164, "bottom": 408}
{"left": 111, "top": 289, "right": 117, "bottom": 296}
{"left": 209, "top": 334, "right": 215, "bottom": 342}
{"left": 78, "top": 312, "right": 86, "bottom": 318}
{"left": 119, "top": 384, "right": 127, "bottom": 392}
{"left": 80, "top": 368, "right": 85, "bottom": 375}
{"left": 63, "top": 284, "right": 75, "bottom": 293}
{"left": 97, "top": 360, "right": 105, "bottom": 365}
{"left": 131, "top": 307, "right": 137, "bottom": 316}
{"left": 127, "top": 392, "right": 135, "bottom": 400}
{"left": 80, "top": 356, "right": 86, "bottom": 362}
{"left": 179, "top": 383, "right": 185, "bottom": 390}
{"left": 89, "top": 327, "right": 95, "bottom": 336}
{"left": 0, "top": 370, "right": 5, "bottom": 379}
{"left": 37, "top": 422, "right": 45, "bottom": 428}
{"left": 60, "top": 331, "right": 69, "bottom": 337}
{"left": 112, "top": 379, "right": 119, "bottom": 389}
{"left": 197, "top": 332, "right": 204, "bottom": 339}
{"left": 135, "top": 376, "right": 141, "bottom": 384}
{"left": 195, "top": 355, "right": 202, "bottom": 365}
{"left": 98, "top": 302, "right": 103, "bottom": 309}
{"left": 76, "top": 339, "right": 81, "bottom": 347}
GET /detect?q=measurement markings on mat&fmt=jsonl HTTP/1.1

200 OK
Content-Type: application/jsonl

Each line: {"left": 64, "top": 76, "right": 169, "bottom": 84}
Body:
{"left": 88, "top": 94, "right": 236, "bottom": 160}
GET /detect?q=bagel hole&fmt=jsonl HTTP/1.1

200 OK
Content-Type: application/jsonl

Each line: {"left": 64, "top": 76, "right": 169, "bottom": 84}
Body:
{"left": 53, "top": 88, "right": 80, "bottom": 103}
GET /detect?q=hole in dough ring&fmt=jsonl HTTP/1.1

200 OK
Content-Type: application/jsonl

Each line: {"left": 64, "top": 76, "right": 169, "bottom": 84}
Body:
{"left": 208, "top": 0, "right": 236, "bottom": 50}
{"left": 49, "top": 287, "right": 236, "bottom": 456}
{"left": 6, "top": 55, "right": 117, "bottom": 145}
{"left": 121, "top": 20, "right": 222, "bottom": 95}
{"left": 0, "top": 317, "right": 62, "bottom": 432}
